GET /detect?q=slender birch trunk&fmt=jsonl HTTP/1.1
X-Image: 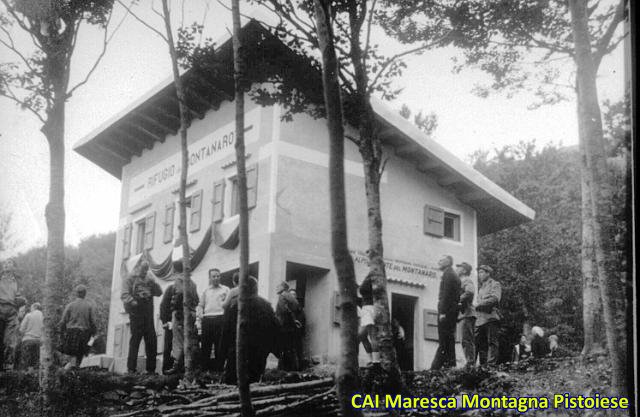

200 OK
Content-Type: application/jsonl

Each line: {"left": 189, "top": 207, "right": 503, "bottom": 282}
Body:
{"left": 347, "top": 1, "right": 402, "bottom": 390}
{"left": 231, "top": 1, "right": 254, "bottom": 415}
{"left": 580, "top": 172, "right": 604, "bottom": 355}
{"left": 40, "top": 27, "right": 74, "bottom": 404}
{"left": 314, "top": 1, "right": 362, "bottom": 415}
{"left": 569, "top": 0, "right": 626, "bottom": 395}
{"left": 161, "top": 0, "right": 196, "bottom": 380}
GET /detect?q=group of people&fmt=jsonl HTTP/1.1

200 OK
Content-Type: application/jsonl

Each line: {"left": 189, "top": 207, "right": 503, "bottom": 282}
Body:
{"left": 431, "top": 255, "right": 502, "bottom": 369}
{"left": 1, "top": 259, "right": 98, "bottom": 372}
{"left": 121, "top": 258, "right": 306, "bottom": 383}
{"left": 513, "top": 326, "right": 561, "bottom": 361}
{"left": 352, "top": 255, "right": 503, "bottom": 370}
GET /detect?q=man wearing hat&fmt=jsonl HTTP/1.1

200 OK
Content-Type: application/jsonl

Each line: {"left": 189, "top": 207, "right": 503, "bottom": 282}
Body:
{"left": 456, "top": 262, "right": 476, "bottom": 367}
{"left": 475, "top": 265, "right": 501, "bottom": 366}
{"left": 431, "top": 255, "right": 461, "bottom": 370}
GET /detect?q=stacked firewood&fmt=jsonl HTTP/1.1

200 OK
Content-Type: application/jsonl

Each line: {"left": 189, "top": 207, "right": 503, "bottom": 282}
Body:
{"left": 111, "top": 378, "right": 339, "bottom": 417}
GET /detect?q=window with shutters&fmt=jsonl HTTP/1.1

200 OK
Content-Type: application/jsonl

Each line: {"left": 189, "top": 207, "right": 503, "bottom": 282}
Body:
{"left": 227, "top": 164, "right": 258, "bottom": 217}
{"left": 189, "top": 190, "right": 203, "bottom": 232}
{"left": 423, "top": 309, "right": 438, "bottom": 341}
{"left": 424, "top": 205, "right": 461, "bottom": 242}
{"left": 144, "top": 212, "right": 156, "bottom": 249}
{"left": 122, "top": 224, "right": 132, "bottom": 259}
{"left": 443, "top": 212, "right": 460, "bottom": 241}
{"left": 135, "top": 219, "right": 145, "bottom": 254}
{"left": 212, "top": 180, "right": 225, "bottom": 222}
{"left": 163, "top": 203, "right": 175, "bottom": 243}
{"left": 424, "top": 205, "right": 444, "bottom": 237}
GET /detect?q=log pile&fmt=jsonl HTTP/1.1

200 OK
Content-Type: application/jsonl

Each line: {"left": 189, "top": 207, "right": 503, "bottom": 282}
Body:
{"left": 110, "top": 378, "right": 340, "bottom": 417}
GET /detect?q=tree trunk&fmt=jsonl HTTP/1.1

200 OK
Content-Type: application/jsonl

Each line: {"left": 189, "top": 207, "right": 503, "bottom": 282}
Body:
{"left": 40, "top": 98, "right": 66, "bottom": 404}
{"left": 39, "top": 28, "right": 74, "bottom": 405}
{"left": 161, "top": 0, "right": 195, "bottom": 380}
{"left": 580, "top": 170, "right": 604, "bottom": 356}
{"left": 569, "top": 0, "right": 626, "bottom": 395}
{"left": 231, "top": 2, "right": 254, "bottom": 416}
{"left": 313, "top": 2, "right": 362, "bottom": 416}
{"left": 346, "top": 1, "right": 402, "bottom": 390}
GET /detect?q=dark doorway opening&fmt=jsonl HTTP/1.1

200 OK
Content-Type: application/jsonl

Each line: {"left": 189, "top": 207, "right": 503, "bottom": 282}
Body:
{"left": 285, "top": 262, "right": 328, "bottom": 307}
{"left": 392, "top": 293, "right": 417, "bottom": 371}
{"left": 219, "top": 262, "right": 259, "bottom": 288}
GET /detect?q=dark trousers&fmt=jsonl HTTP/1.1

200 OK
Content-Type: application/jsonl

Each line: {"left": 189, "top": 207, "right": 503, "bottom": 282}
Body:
{"left": 20, "top": 339, "right": 40, "bottom": 369}
{"left": 201, "top": 315, "right": 224, "bottom": 371}
{"left": 223, "top": 348, "right": 269, "bottom": 385}
{"left": 278, "top": 330, "right": 303, "bottom": 371}
{"left": 162, "top": 327, "right": 173, "bottom": 372}
{"left": 459, "top": 317, "right": 476, "bottom": 366}
{"left": 127, "top": 312, "right": 157, "bottom": 372}
{"left": 431, "top": 316, "right": 456, "bottom": 370}
{"left": 476, "top": 320, "right": 499, "bottom": 366}
{"left": 0, "top": 304, "right": 17, "bottom": 371}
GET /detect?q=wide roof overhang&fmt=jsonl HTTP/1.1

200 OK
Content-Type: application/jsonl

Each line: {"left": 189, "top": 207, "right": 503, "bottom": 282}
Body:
{"left": 73, "top": 20, "right": 534, "bottom": 236}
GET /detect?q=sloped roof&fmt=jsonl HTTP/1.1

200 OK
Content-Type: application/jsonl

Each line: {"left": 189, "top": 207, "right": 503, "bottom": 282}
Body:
{"left": 73, "top": 20, "right": 534, "bottom": 235}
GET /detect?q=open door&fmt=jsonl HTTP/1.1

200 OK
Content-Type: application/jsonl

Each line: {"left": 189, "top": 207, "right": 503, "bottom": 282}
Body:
{"left": 391, "top": 293, "right": 417, "bottom": 371}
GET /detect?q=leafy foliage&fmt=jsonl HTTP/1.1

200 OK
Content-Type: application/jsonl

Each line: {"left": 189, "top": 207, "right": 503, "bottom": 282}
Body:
{"left": 379, "top": 0, "right": 627, "bottom": 108}
{"left": 0, "top": 0, "right": 116, "bottom": 122}
{"left": 399, "top": 103, "right": 438, "bottom": 137}
{"left": 12, "top": 233, "right": 115, "bottom": 353}
{"left": 473, "top": 142, "right": 583, "bottom": 352}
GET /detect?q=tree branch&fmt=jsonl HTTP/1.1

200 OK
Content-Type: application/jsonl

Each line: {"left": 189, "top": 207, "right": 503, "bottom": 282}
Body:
{"left": 363, "top": 0, "right": 377, "bottom": 69}
{"left": 0, "top": 78, "right": 45, "bottom": 123}
{"left": 0, "top": 26, "right": 37, "bottom": 75}
{"left": 116, "top": 0, "right": 168, "bottom": 42}
{"left": 0, "top": 0, "right": 32, "bottom": 36}
{"left": 593, "top": 0, "right": 626, "bottom": 69}
{"left": 66, "top": 4, "right": 132, "bottom": 98}
{"left": 368, "top": 32, "right": 451, "bottom": 93}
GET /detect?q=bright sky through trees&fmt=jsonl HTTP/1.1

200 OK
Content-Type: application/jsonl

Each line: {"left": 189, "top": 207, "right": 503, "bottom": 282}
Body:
{"left": 0, "top": 1, "right": 625, "bottom": 256}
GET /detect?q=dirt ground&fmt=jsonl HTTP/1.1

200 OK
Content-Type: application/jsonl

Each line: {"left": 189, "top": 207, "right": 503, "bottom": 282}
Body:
{"left": 0, "top": 355, "right": 633, "bottom": 417}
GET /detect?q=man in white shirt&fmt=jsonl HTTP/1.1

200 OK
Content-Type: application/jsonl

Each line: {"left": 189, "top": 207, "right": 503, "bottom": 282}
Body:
{"left": 197, "top": 268, "right": 229, "bottom": 371}
{"left": 19, "top": 302, "right": 43, "bottom": 369}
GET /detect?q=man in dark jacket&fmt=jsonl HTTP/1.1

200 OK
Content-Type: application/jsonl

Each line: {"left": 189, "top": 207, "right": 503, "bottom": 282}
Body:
{"left": 121, "top": 258, "right": 162, "bottom": 374}
{"left": 275, "top": 281, "right": 305, "bottom": 371}
{"left": 219, "top": 276, "right": 279, "bottom": 385}
{"left": 166, "top": 273, "right": 198, "bottom": 375}
{"left": 59, "top": 285, "right": 97, "bottom": 369}
{"left": 431, "top": 255, "right": 461, "bottom": 370}
{"left": 159, "top": 283, "right": 175, "bottom": 373}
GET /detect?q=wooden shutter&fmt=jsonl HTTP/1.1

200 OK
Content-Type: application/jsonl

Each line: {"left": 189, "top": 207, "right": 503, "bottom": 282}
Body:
{"left": 423, "top": 309, "right": 438, "bottom": 340}
{"left": 163, "top": 203, "right": 175, "bottom": 243}
{"left": 423, "top": 205, "right": 444, "bottom": 237}
{"left": 189, "top": 189, "right": 203, "bottom": 232}
{"left": 247, "top": 165, "right": 258, "bottom": 209}
{"left": 122, "top": 223, "right": 132, "bottom": 259}
{"left": 212, "top": 180, "right": 225, "bottom": 222}
{"left": 144, "top": 212, "right": 156, "bottom": 250}
{"left": 114, "top": 324, "right": 124, "bottom": 357}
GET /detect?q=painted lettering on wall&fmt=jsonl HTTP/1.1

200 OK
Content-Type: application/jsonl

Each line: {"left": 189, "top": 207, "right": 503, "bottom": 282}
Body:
{"left": 128, "top": 107, "right": 261, "bottom": 207}
{"left": 350, "top": 250, "right": 439, "bottom": 286}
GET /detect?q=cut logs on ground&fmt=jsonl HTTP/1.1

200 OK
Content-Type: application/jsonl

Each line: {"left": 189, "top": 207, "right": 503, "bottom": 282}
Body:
{"left": 110, "top": 378, "right": 339, "bottom": 417}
